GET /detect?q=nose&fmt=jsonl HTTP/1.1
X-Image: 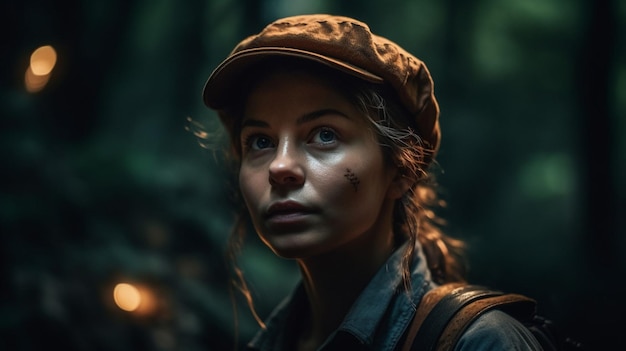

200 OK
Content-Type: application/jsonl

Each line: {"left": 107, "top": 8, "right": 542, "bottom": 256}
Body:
{"left": 268, "top": 137, "right": 304, "bottom": 186}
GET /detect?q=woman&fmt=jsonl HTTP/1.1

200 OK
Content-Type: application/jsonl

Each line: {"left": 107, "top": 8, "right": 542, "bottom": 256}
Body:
{"left": 201, "top": 14, "right": 542, "bottom": 351}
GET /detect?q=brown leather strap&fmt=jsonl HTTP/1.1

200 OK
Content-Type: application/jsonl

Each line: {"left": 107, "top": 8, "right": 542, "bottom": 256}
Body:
{"left": 401, "top": 284, "right": 537, "bottom": 351}
{"left": 401, "top": 283, "right": 465, "bottom": 351}
{"left": 434, "top": 293, "right": 536, "bottom": 351}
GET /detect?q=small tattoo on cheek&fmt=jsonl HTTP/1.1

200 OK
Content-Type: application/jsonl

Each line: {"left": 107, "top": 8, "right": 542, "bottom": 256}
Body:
{"left": 344, "top": 168, "right": 360, "bottom": 192}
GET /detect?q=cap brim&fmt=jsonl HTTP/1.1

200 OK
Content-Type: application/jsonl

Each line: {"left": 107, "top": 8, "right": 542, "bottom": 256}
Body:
{"left": 202, "top": 47, "right": 385, "bottom": 109}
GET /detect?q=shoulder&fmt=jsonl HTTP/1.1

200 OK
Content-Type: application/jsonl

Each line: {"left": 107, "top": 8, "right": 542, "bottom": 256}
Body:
{"left": 454, "top": 309, "right": 544, "bottom": 351}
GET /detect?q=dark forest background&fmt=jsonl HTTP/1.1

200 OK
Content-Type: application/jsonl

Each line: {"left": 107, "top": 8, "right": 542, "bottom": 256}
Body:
{"left": 1, "top": 0, "right": 624, "bottom": 350}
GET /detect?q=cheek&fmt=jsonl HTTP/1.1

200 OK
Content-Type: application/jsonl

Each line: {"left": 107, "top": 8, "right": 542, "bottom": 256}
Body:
{"left": 315, "top": 165, "right": 391, "bottom": 238}
{"left": 238, "top": 167, "right": 263, "bottom": 209}
{"left": 313, "top": 159, "right": 388, "bottom": 206}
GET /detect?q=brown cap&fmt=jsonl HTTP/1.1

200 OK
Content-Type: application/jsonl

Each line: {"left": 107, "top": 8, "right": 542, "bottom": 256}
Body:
{"left": 202, "top": 14, "right": 441, "bottom": 158}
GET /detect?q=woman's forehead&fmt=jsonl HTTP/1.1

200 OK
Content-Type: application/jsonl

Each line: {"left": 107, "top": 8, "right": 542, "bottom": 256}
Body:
{"left": 241, "top": 72, "right": 362, "bottom": 125}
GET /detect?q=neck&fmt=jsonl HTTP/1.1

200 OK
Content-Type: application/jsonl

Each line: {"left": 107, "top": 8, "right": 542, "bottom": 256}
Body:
{"left": 295, "top": 226, "right": 395, "bottom": 350}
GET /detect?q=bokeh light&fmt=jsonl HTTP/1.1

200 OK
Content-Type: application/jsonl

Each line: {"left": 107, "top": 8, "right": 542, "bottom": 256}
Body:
{"left": 113, "top": 282, "right": 158, "bottom": 316}
{"left": 30, "top": 45, "right": 57, "bottom": 76}
{"left": 24, "top": 66, "right": 50, "bottom": 93}
{"left": 24, "top": 45, "right": 57, "bottom": 92}
{"left": 113, "top": 283, "right": 142, "bottom": 312}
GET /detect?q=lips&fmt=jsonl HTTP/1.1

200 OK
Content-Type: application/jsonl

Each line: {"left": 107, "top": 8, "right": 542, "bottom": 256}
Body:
{"left": 265, "top": 200, "right": 316, "bottom": 226}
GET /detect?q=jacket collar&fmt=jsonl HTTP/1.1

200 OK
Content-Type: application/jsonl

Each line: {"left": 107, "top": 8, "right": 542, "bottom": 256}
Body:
{"left": 248, "top": 242, "right": 432, "bottom": 350}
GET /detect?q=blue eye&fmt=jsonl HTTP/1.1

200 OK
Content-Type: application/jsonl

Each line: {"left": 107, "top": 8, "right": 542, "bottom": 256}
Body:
{"left": 313, "top": 128, "right": 337, "bottom": 144}
{"left": 245, "top": 135, "right": 274, "bottom": 150}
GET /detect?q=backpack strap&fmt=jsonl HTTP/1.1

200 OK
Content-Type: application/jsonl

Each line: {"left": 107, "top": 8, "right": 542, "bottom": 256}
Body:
{"left": 401, "top": 283, "right": 537, "bottom": 351}
{"left": 401, "top": 283, "right": 464, "bottom": 351}
{"left": 434, "top": 289, "right": 537, "bottom": 351}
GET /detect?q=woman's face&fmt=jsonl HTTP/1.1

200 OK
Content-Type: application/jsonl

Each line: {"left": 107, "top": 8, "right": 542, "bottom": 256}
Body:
{"left": 238, "top": 70, "right": 403, "bottom": 259}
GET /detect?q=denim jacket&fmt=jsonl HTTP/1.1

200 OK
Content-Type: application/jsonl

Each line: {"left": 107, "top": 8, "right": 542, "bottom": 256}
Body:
{"left": 247, "top": 244, "right": 542, "bottom": 351}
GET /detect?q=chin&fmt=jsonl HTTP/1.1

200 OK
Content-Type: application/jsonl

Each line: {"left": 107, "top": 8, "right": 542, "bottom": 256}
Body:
{"left": 266, "top": 244, "right": 319, "bottom": 260}
{"left": 262, "top": 235, "right": 330, "bottom": 260}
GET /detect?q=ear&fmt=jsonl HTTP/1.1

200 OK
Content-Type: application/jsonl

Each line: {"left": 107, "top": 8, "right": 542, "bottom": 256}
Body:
{"left": 387, "top": 170, "right": 414, "bottom": 200}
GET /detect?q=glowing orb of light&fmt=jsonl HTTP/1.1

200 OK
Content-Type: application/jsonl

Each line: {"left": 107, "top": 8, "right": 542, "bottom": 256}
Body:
{"left": 113, "top": 283, "right": 142, "bottom": 312}
{"left": 30, "top": 45, "right": 57, "bottom": 76}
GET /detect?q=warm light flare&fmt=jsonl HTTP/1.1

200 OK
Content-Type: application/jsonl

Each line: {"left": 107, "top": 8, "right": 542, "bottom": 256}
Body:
{"left": 112, "top": 282, "right": 158, "bottom": 315}
{"left": 25, "top": 45, "right": 57, "bottom": 93}
{"left": 113, "top": 283, "right": 142, "bottom": 311}
{"left": 30, "top": 45, "right": 57, "bottom": 76}
{"left": 24, "top": 66, "right": 50, "bottom": 93}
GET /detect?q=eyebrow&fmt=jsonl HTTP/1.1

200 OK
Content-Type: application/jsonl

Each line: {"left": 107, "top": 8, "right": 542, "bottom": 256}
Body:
{"left": 241, "top": 108, "right": 350, "bottom": 129}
